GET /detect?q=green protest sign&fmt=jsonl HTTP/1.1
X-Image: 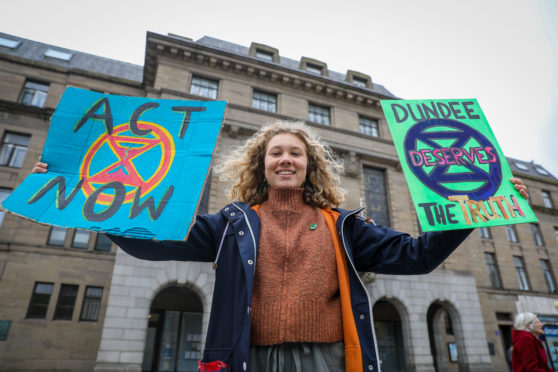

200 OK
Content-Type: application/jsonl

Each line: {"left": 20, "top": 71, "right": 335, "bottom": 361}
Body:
{"left": 380, "top": 98, "right": 537, "bottom": 231}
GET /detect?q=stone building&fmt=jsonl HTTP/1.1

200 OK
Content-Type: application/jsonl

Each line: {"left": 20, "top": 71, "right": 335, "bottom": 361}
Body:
{"left": 0, "top": 31, "right": 557, "bottom": 372}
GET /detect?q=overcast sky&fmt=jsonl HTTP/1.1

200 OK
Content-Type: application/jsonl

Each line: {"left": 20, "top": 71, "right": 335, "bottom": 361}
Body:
{"left": 5, "top": 0, "right": 558, "bottom": 177}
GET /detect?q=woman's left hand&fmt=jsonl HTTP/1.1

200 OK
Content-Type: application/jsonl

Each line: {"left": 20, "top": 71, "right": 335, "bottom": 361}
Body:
{"left": 510, "top": 177, "right": 529, "bottom": 199}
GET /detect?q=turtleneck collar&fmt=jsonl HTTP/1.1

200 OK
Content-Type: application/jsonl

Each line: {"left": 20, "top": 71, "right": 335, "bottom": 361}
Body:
{"left": 266, "top": 187, "right": 305, "bottom": 212}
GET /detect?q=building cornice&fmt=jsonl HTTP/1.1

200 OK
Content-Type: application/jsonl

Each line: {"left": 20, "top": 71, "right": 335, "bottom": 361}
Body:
{"left": 0, "top": 99, "right": 54, "bottom": 120}
{"left": 143, "top": 32, "right": 393, "bottom": 109}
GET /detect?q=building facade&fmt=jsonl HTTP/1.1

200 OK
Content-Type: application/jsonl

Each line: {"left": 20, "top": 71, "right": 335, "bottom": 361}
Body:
{"left": 0, "top": 31, "right": 557, "bottom": 372}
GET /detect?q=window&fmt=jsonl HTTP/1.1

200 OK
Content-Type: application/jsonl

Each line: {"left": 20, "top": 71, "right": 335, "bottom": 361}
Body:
{"left": 479, "top": 227, "right": 491, "bottom": 239}
{"left": 72, "top": 229, "right": 90, "bottom": 249}
{"left": 555, "top": 227, "right": 558, "bottom": 243}
{"left": 514, "top": 162, "right": 529, "bottom": 171}
{"left": 513, "top": 256, "right": 530, "bottom": 291}
{"left": 485, "top": 253, "right": 502, "bottom": 288}
{"left": 53, "top": 284, "right": 79, "bottom": 320}
{"left": 0, "top": 188, "right": 11, "bottom": 226}
{"left": 47, "top": 226, "right": 67, "bottom": 246}
{"left": 94, "top": 233, "right": 112, "bottom": 252}
{"left": 542, "top": 191, "right": 554, "bottom": 209}
{"left": 540, "top": 259, "right": 557, "bottom": 293}
{"left": 255, "top": 49, "right": 274, "bottom": 62}
{"left": 189, "top": 76, "right": 218, "bottom": 99}
{"left": 353, "top": 77, "right": 368, "bottom": 88}
{"left": 530, "top": 223, "right": 545, "bottom": 247}
{"left": 535, "top": 166, "right": 550, "bottom": 176}
{"left": 0, "top": 37, "right": 20, "bottom": 49}
{"left": 306, "top": 63, "right": 323, "bottom": 75}
{"left": 505, "top": 225, "right": 519, "bottom": 243}
{"left": 26, "top": 282, "right": 54, "bottom": 319}
{"left": 359, "top": 116, "right": 379, "bottom": 137}
{"left": 80, "top": 286, "right": 103, "bottom": 321}
{"left": 0, "top": 320, "right": 11, "bottom": 341}
{"left": 363, "top": 167, "right": 390, "bottom": 227}
{"left": 0, "top": 132, "right": 30, "bottom": 168}
{"left": 308, "top": 103, "right": 330, "bottom": 125}
{"left": 44, "top": 48, "right": 73, "bottom": 61}
{"left": 252, "top": 90, "right": 277, "bottom": 112}
{"left": 20, "top": 81, "right": 49, "bottom": 107}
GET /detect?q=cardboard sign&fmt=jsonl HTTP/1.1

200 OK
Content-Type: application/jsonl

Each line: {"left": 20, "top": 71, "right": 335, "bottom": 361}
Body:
{"left": 2, "top": 87, "right": 226, "bottom": 240}
{"left": 380, "top": 98, "right": 537, "bottom": 231}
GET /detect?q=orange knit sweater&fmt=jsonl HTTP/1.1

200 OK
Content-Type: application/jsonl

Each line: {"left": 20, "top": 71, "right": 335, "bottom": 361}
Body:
{"left": 250, "top": 187, "right": 343, "bottom": 345}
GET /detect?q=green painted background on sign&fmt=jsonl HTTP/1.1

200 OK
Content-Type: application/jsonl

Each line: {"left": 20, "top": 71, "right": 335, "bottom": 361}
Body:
{"left": 380, "top": 98, "right": 537, "bottom": 231}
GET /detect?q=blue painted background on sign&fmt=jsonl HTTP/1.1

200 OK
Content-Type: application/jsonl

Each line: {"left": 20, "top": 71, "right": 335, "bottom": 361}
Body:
{"left": 2, "top": 87, "right": 226, "bottom": 240}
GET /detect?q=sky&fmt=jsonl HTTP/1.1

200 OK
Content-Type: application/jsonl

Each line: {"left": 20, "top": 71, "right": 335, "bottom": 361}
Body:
{"left": 5, "top": 0, "right": 558, "bottom": 177}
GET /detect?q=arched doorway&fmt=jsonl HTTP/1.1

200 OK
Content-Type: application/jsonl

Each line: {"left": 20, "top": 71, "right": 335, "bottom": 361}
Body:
{"left": 373, "top": 300, "right": 406, "bottom": 372}
{"left": 427, "top": 302, "right": 462, "bottom": 372}
{"left": 141, "top": 285, "right": 203, "bottom": 372}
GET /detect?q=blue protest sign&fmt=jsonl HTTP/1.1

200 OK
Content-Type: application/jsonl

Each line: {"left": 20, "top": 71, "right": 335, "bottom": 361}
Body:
{"left": 2, "top": 87, "right": 226, "bottom": 240}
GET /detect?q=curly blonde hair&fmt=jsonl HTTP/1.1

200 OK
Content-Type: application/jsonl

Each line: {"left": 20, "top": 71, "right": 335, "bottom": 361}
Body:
{"left": 215, "top": 121, "right": 345, "bottom": 208}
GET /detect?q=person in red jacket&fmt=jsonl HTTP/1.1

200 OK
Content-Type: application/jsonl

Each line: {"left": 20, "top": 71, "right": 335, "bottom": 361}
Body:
{"left": 512, "top": 312, "right": 554, "bottom": 372}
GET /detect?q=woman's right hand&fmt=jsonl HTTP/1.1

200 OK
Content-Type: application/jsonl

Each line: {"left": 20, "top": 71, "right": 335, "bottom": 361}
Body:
{"left": 32, "top": 158, "right": 48, "bottom": 174}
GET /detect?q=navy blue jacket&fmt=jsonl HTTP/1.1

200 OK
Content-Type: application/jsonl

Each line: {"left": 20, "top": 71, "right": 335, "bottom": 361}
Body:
{"left": 110, "top": 202, "right": 472, "bottom": 372}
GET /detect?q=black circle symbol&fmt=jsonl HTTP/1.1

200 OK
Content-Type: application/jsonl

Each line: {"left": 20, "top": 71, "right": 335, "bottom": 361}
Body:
{"left": 403, "top": 119, "right": 502, "bottom": 200}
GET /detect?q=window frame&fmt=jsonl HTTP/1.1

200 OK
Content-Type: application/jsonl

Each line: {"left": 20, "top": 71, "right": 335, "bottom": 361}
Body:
{"left": 479, "top": 227, "right": 492, "bottom": 239}
{"left": 189, "top": 76, "right": 219, "bottom": 99}
{"left": 71, "top": 228, "right": 91, "bottom": 249}
{"left": 0, "top": 187, "right": 11, "bottom": 226}
{"left": 542, "top": 190, "right": 554, "bottom": 209}
{"left": 26, "top": 282, "right": 54, "bottom": 319}
{"left": 530, "top": 223, "right": 545, "bottom": 247}
{"left": 53, "top": 284, "right": 79, "bottom": 320}
{"left": 505, "top": 225, "right": 519, "bottom": 243}
{"left": 359, "top": 116, "right": 379, "bottom": 137}
{"left": 252, "top": 90, "right": 277, "bottom": 113}
{"left": 80, "top": 286, "right": 103, "bottom": 322}
{"left": 0, "top": 131, "right": 31, "bottom": 168}
{"left": 540, "top": 259, "right": 557, "bottom": 293}
{"left": 94, "top": 233, "right": 113, "bottom": 252}
{"left": 362, "top": 166, "right": 391, "bottom": 227}
{"left": 308, "top": 103, "right": 331, "bottom": 125}
{"left": 484, "top": 252, "right": 502, "bottom": 288}
{"left": 513, "top": 256, "right": 530, "bottom": 291}
{"left": 20, "top": 80, "right": 49, "bottom": 107}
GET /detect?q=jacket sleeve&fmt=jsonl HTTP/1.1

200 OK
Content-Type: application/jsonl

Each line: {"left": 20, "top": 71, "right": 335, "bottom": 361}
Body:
{"left": 107, "top": 213, "right": 225, "bottom": 262}
{"left": 514, "top": 336, "right": 551, "bottom": 372}
{"left": 349, "top": 217, "right": 473, "bottom": 274}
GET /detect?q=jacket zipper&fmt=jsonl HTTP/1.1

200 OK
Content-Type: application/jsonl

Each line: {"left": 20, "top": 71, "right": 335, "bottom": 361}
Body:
{"left": 340, "top": 207, "right": 382, "bottom": 372}
{"left": 212, "top": 222, "right": 230, "bottom": 269}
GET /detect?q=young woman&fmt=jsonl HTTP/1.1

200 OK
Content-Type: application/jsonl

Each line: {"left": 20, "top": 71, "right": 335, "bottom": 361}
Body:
{"left": 33, "top": 121, "right": 529, "bottom": 372}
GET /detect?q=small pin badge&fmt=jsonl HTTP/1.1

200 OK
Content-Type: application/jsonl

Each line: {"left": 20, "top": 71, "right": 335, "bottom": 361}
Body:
{"left": 309, "top": 223, "right": 317, "bottom": 230}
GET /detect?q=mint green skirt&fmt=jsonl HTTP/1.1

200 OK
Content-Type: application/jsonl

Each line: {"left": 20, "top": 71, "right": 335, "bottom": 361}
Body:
{"left": 249, "top": 342, "right": 345, "bottom": 372}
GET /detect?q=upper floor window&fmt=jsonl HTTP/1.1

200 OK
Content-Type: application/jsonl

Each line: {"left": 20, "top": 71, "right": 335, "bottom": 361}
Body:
{"left": 555, "top": 227, "right": 558, "bottom": 243}
{"left": 352, "top": 76, "right": 368, "bottom": 88}
{"left": 190, "top": 76, "right": 218, "bottom": 99}
{"left": 26, "top": 282, "right": 54, "bottom": 319}
{"left": 47, "top": 226, "right": 67, "bottom": 246}
{"left": 479, "top": 227, "right": 491, "bottom": 239}
{"left": 53, "top": 284, "right": 79, "bottom": 320}
{"left": 308, "top": 103, "right": 330, "bottom": 125}
{"left": 530, "top": 223, "right": 545, "bottom": 247}
{"left": 0, "top": 132, "right": 30, "bottom": 168}
{"left": 484, "top": 252, "right": 502, "bottom": 288}
{"left": 80, "top": 286, "right": 103, "bottom": 321}
{"left": 363, "top": 167, "right": 390, "bottom": 227}
{"left": 255, "top": 49, "right": 274, "bottom": 62}
{"left": 252, "top": 90, "right": 277, "bottom": 112}
{"left": 359, "top": 116, "right": 379, "bottom": 137}
{"left": 535, "top": 166, "right": 550, "bottom": 176}
{"left": 0, "top": 188, "right": 11, "bottom": 226}
{"left": 20, "top": 80, "right": 49, "bottom": 107}
{"left": 44, "top": 48, "right": 73, "bottom": 61}
{"left": 542, "top": 190, "right": 554, "bottom": 209}
{"left": 306, "top": 63, "right": 323, "bottom": 75}
{"left": 72, "top": 229, "right": 91, "bottom": 249}
{"left": 0, "top": 37, "right": 20, "bottom": 49}
{"left": 95, "top": 233, "right": 112, "bottom": 252}
{"left": 513, "top": 256, "right": 530, "bottom": 291}
{"left": 540, "top": 259, "right": 557, "bottom": 293}
{"left": 514, "top": 162, "right": 529, "bottom": 171}
{"left": 505, "top": 225, "right": 519, "bottom": 243}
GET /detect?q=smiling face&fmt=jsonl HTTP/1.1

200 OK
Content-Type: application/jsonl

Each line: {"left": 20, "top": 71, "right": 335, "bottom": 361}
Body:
{"left": 264, "top": 133, "right": 308, "bottom": 188}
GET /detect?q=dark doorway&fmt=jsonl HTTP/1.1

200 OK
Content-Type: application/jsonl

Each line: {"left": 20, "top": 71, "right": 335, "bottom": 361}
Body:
{"left": 142, "top": 286, "right": 203, "bottom": 372}
{"left": 373, "top": 300, "right": 406, "bottom": 372}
